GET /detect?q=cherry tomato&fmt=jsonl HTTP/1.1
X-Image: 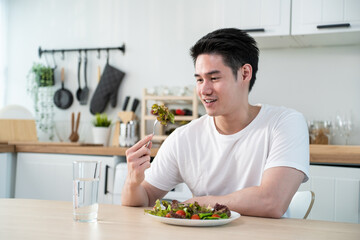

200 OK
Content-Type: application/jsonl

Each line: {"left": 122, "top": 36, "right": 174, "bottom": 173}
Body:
{"left": 165, "top": 213, "right": 171, "bottom": 218}
{"left": 175, "top": 109, "right": 185, "bottom": 115}
{"left": 175, "top": 210, "right": 186, "bottom": 217}
{"left": 212, "top": 214, "right": 221, "bottom": 218}
{"left": 191, "top": 214, "right": 200, "bottom": 220}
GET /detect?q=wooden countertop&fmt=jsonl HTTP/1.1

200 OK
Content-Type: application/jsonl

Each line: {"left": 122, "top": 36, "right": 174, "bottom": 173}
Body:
{"left": 0, "top": 144, "right": 15, "bottom": 153}
{"left": 310, "top": 145, "right": 360, "bottom": 165}
{"left": 1, "top": 142, "right": 360, "bottom": 165}
{"left": 15, "top": 144, "right": 160, "bottom": 157}
{"left": 1, "top": 199, "right": 359, "bottom": 240}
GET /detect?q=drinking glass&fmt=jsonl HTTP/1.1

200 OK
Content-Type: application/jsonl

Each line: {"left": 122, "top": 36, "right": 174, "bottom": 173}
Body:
{"left": 342, "top": 115, "right": 353, "bottom": 145}
{"left": 73, "top": 160, "right": 101, "bottom": 222}
{"left": 334, "top": 113, "right": 353, "bottom": 145}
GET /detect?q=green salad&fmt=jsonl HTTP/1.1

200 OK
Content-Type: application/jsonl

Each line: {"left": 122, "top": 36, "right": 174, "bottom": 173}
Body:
{"left": 150, "top": 104, "right": 175, "bottom": 126}
{"left": 145, "top": 199, "right": 231, "bottom": 220}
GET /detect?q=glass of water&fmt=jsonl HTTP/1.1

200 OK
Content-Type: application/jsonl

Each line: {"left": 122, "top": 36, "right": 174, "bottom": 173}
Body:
{"left": 73, "top": 160, "right": 101, "bottom": 222}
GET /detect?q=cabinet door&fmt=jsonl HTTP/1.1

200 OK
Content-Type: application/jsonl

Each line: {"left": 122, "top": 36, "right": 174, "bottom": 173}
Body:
{"left": 15, "top": 153, "right": 116, "bottom": 204}
{"left": 219, "top": 0, "right": 291, "bottom": 36}
{"left": 292, "top": 0, "right": 360, "bottom": 35}
{"left": 0, "top": 153, "right": 16, "bottom": 198}
{"left": 298, "top": 165, "right": 360, "bottom": 223}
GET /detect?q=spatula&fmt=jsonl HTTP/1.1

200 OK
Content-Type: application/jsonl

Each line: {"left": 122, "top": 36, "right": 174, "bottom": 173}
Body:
{"left": 68, "top": 112, "right": 75, "bottom": 141}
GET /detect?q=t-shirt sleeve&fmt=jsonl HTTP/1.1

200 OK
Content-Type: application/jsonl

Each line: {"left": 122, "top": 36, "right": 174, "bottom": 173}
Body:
{"left": 264, "top": 111, "right": 310, "bottom": 182}
{"left": 144, "top": 131, "right": 182, "bottom": 191}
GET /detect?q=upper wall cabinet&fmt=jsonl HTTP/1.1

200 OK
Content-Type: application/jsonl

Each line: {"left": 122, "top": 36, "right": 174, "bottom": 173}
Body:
{"left": 291, "top": 0, "right": 360, "bottom": 46}
{"left": 216, "top": 0, "right": 360, "bottom": 48}
{"left": 219, "top": 0, "right": 291, "bottom": 37}
{"left": 292, "top": 0, "right": 360, "bottom": 35}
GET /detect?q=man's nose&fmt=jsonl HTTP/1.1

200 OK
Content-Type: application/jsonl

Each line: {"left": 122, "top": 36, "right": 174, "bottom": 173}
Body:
{"left": 200, "top": 80, "right": 213, "bottom": 95}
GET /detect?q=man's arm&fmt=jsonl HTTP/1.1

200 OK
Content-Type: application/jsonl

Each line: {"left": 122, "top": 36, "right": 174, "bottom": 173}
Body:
{"left": 185, "top": 166, "right": 304, "bottom": 218}
{"left": 121, "top": 135, "right": 168, "bottom": 206}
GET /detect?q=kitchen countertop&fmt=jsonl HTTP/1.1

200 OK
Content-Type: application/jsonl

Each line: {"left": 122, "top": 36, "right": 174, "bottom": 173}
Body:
{"left": 0, "top": 144, "right": 15, "bottom": 153}
{"left": 1, "top": 142, "right": 360, "bottom": 165}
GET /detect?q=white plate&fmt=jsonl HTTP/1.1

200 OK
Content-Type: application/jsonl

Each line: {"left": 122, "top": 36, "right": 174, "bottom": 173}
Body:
{"left": 145, "top": 211, "right": 240, "bottom": 227}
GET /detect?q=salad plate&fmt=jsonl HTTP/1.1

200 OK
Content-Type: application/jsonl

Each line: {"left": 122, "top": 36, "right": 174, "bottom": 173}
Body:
{"left": 145, "top": 211, "right": 240, "bottom": 227}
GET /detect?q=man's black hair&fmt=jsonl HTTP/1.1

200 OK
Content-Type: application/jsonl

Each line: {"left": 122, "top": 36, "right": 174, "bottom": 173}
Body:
{"left": 190, "top": 28, "right": 259, "bottom": 92}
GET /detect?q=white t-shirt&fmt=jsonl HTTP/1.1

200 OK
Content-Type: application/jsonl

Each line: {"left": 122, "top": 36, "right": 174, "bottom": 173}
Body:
{"left": 145, "top": 104, "right": 310, "bottom": 197}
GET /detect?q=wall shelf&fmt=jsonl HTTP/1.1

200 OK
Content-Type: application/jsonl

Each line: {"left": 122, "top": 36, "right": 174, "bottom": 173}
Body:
{"left": 140, "top": 88, "right": 199, "bottom": 142}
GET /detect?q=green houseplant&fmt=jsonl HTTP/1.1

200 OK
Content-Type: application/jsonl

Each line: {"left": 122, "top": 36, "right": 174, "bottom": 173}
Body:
{"left": 26, "top": 62, "right": 56, "bottom": 141}
{"left": 92, "top": 113, "right": 112, "bottom": 146}
{"left": 30, "top": 63, "right": 55, "bottom": 87}
{"left": 92, "top": 113, "right": 112, "bottom": 127}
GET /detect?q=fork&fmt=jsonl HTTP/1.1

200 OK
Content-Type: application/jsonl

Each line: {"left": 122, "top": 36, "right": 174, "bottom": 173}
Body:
{"left": 145, "top": 119, "right": 158, "bottom": 148}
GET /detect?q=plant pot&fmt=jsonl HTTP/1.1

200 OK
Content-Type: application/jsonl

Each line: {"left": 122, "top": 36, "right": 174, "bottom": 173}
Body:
{"left": 92, "top": 127, "right": 110, "bottom": 146}
{"left": 36, "top": 68, "right": 55, "bottom": 86}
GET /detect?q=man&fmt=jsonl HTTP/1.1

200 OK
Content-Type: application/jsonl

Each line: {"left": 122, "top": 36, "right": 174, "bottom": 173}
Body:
{"left": 122, "top": 28, "right": 309, "bottom": 218}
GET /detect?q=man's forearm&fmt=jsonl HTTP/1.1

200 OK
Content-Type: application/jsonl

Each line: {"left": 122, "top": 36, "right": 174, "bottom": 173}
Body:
{"left": 187, "top": 186, "right": 286, "bottom": 218}
{"left": 185, "top": 167, "right": 304, "bottom": 218}
{"left": 121, "top": 180, "right": 149, "bottom": 207}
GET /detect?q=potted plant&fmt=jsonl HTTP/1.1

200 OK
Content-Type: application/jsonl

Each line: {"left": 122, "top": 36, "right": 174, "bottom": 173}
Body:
{"left": 92, "top": 113, "right": 112, "bottom": 146}
{"left": 26, "top": 62, "right": 56, "bottom": 141}
{"left": 30, "top": 63, "right": 55, "bottom": 87}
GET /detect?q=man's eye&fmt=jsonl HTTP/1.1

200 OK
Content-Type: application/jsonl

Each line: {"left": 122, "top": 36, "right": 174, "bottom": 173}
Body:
{"left": 196, "top": 78, "right": 203, "bottom": 83}
{"left": 211, "top": 77, "right": 219, "bottom": 81}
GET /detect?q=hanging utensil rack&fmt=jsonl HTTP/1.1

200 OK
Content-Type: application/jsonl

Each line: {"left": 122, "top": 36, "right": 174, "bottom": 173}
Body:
{"left": 38, "top": 44, "right": 125, "bottom": 58}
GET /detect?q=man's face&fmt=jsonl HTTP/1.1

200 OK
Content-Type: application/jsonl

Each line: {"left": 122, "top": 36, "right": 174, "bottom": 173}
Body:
{"left": 195, "top": 54, "right": 243, "bottom": 117}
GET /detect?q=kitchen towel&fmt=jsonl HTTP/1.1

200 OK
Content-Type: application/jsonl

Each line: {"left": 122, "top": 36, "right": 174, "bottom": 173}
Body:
{"left": 90, "top": 64, "right": 125, "bottom": 114}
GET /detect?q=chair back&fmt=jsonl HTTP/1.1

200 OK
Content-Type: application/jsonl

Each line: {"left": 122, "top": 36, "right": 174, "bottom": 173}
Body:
{"left": 287, "top": 191, "right": 315, "bottom": 219}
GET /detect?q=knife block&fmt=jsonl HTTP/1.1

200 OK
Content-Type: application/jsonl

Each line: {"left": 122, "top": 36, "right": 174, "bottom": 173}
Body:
{"left": 112, "top": 111, "right": 137, "bottom": 147}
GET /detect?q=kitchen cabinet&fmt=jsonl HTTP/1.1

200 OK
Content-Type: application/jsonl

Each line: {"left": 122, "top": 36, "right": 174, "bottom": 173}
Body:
{"left": 140, "top": 88, "right": 199, "bottom": 143}
{"left": 218, "top": 0, "right": 298, "bottom": 48}
{"left": 298, "top": 165, "right": 360, "bottom": 223}
{"left": 292, "top": 0, "right": 360, "bottom": 35}
{"left": 15, "top": 153, "right": 121, "bottom": 204}
{"left": 220, "top": 0, "right": 291, "bottom": 37}
{"left": 291, "top": 0, "right": 360, "bottom": 46}
{"left": 217, "top": 0, "right": 360, "bottom": 48}
{"left": 0, "top": 153, "right": 16, "bottom": 198}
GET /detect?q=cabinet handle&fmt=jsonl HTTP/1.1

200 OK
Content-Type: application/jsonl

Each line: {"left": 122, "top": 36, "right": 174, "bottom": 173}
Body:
{"left": 317, "top": 23, "right": 350, "bottom": 29}
{"left": 104, "top": 165, "right": 110, "bottom": 194}
{"left": 243, "top": 28, "right": 265, "bottom": 33}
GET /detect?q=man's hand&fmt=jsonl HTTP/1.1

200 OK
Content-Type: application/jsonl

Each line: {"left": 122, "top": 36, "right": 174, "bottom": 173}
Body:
{"left": 121, "top": 134, "right": 154, "bottom": 206}
{"left": 125, "top": 134, "right": 153, "bottom": 186}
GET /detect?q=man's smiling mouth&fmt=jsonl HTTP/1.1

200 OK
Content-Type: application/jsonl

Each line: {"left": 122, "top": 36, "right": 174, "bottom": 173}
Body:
{"left": 204, "top": 99, "right": 217, "bottom": 103}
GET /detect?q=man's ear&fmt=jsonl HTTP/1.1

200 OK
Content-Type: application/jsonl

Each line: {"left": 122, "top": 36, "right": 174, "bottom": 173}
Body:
{"left": 239, "top": 64, "right": 253, "bottom": 83}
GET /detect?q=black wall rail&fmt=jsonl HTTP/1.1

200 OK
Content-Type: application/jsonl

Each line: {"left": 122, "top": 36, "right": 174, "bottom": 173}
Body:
{"left": 38, "top": 44, "right": 126, "bottom": 58}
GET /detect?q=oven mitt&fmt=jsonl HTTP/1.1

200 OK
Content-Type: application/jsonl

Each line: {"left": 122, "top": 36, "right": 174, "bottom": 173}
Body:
{"left": 90, "top": 63, "right": 125, "bottom": 114}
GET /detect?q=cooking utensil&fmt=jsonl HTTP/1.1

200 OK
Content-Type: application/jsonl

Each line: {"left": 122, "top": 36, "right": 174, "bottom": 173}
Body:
{"left": 69, "top": 112, "right": 75, "bottom": 141}
{"left": 80, "top": 52, "right": 89, "bottom": 105}
{"left": 122, "top": 96, "right": 130, "bottom": 111}
{"left": 130, "top": 98, "right": 140, "bottom": 113}
{"left": 71, "top": 112, "right": 81, "bottom": 142}
{"left": 76, "top": 54, "right": 82, "bottom": 101}
{"left": 97, "top": 66, "right": 101, "bottom": 83}
{"left": 54, "top": 68, "right": 73, "bottom": 109}
{"left": 145, "top": 119, "right": 158, "bottom": 148}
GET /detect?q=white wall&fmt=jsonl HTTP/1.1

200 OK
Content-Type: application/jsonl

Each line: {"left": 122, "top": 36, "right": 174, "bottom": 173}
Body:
{"left": 4, "top": 0, "right": 360, "bottom": 144}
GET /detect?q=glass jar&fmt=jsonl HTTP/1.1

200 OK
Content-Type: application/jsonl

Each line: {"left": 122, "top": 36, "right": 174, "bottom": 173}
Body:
{"left": 309, "top": 121, "right": 332, "bottom": 144}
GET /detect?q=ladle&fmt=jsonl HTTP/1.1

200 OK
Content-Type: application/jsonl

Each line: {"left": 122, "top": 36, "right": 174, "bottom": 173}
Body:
{"left": 75, "top": 53, "right": 82, "bottom": 101}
